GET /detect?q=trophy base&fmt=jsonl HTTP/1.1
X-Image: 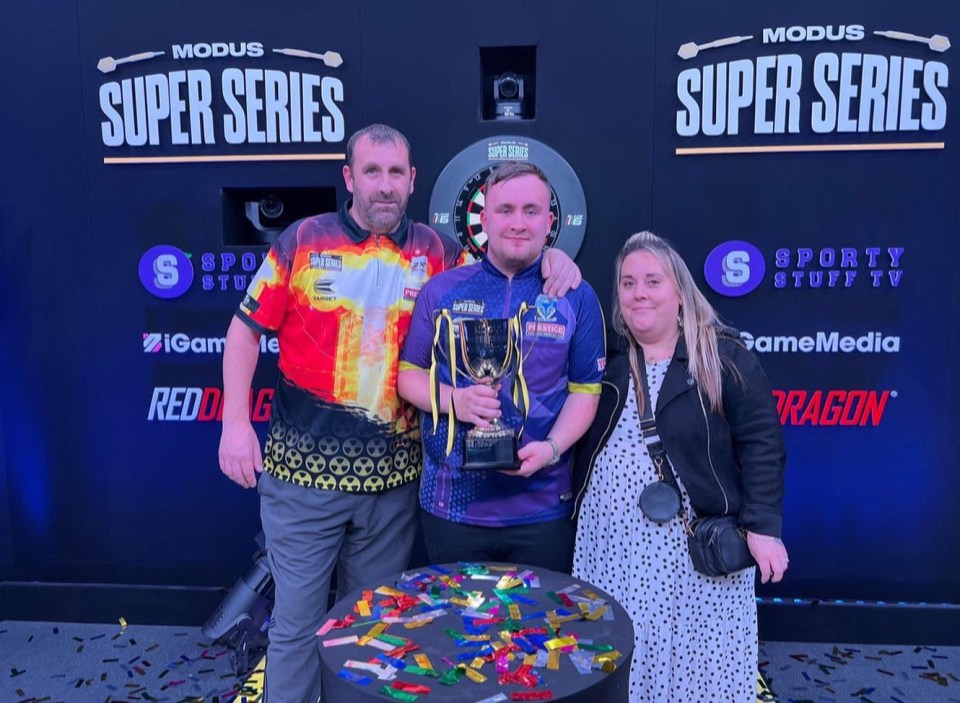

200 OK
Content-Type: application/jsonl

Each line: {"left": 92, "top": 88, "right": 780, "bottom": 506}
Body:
{"left": 462, "top": 429, "right": 519, "bottom": 471}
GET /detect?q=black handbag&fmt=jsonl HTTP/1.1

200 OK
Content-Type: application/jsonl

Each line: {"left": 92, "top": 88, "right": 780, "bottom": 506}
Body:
{"left": 686, "top": 515, "right": 754, "bottom": 577}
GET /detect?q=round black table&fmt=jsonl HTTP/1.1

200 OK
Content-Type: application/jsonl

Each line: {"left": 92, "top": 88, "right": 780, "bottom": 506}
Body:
{"left": 318, "top": 562, "right": 634, "bottom": 703}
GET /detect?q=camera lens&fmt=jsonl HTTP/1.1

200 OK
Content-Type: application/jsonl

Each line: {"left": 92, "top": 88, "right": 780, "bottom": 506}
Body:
{"left": 259, "top": 195, "right": 284, "bottom": 220}
{"left": 497, "top": 73, "right": 520, "bottom": 99}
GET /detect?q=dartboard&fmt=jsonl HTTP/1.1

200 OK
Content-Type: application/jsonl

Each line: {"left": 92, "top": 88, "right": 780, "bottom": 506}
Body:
{"left": 429, "top": 137, "right": 587, "bottom": 260}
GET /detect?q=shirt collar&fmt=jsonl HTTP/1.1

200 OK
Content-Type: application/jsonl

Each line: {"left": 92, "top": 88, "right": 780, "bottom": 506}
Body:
{"left": 480, "top": 254, "right": 544, "bottom": 280}
{"left": 338, "top": 199, "right": 410, "bottom": 246}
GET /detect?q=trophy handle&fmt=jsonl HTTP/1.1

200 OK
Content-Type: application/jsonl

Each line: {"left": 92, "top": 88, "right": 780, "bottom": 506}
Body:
{"left": 431, "top": 312, "right": 472, "bottom": 381}
{"left": 508, "top": 306, "right": 542, "bottom": 431}
{"left": 514, "top": 304, "right": 541, "bottom": 367}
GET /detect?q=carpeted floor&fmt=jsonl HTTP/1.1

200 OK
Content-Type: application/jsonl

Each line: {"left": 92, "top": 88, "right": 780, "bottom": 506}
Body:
{"left": 759, "top": 641, "right": 960, "bottom": 703}
{"left": 0, "top": 621, "right": 257, "bottom": 703}
{"left": 2, "top": 620, "right": 959, "bottom": 702}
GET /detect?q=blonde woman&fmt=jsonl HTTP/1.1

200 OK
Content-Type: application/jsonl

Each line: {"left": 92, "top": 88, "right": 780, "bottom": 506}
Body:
{"left": 572, "top": 231, "right": 788, "bottom": 702}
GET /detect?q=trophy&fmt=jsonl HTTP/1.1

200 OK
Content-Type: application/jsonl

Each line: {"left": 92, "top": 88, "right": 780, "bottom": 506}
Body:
{"left": 458, "top": 318, "right": 520, "bottom": 471}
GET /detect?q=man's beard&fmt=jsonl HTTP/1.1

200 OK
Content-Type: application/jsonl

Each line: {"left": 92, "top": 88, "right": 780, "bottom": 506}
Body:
{"left": 356, "top": 196, "right": 406, "bottom": 233}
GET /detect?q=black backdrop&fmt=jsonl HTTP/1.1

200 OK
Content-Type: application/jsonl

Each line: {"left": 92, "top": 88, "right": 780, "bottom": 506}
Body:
{"left": 1, "top": 0, "right": 958, "bottom": 625}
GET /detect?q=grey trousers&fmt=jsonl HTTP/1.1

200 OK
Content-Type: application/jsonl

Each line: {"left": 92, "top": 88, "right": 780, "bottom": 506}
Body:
{"left": 258, "top": 473, "right": 419, "bottom": 703}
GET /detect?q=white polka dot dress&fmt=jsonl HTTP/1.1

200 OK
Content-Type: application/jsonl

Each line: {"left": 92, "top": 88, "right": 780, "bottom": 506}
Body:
{"left": 573, "top": 360, "right": 757, "bottom": 703}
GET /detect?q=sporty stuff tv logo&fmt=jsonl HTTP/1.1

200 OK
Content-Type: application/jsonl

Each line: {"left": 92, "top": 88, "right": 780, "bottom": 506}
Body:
{"left": 140, "top": 246, "right": 270, "bottom": 297}
{"left": 704, "top": 241, "right": 903, "bottom": 295}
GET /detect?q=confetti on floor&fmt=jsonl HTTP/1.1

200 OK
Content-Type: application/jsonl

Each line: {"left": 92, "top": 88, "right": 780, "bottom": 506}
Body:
{"left": 2, "top": 622, "right": 958, "bottom": 703}
{"left": 759, "top": 641, "right": 960, "bottom": 703}
{"left": 0, "top": 621, "right": 254, "bottom": 703}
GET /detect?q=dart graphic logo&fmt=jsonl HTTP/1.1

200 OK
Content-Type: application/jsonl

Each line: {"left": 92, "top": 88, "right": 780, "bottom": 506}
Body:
{"left": 97, "top": 40, "right": 346, "bottom": 151}
{"left": 674, "top": 22, "right": 950, "bottom": 148}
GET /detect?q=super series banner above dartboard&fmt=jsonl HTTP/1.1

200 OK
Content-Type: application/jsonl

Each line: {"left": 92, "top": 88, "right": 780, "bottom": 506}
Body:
{"left": 0, "top": 0, "right": 958, "bottom": 610}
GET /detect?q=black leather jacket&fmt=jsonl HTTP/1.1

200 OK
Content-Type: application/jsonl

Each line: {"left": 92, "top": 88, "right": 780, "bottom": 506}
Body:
{"left": 571, "top": 332, "right": 786, "bottom": 537}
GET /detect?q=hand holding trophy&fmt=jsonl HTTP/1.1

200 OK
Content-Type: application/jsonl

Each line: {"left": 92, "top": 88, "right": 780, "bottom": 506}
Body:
{"left": 428, "top": 307, "right": 536, "bottom": 471}
{"left": 457, "top": 318, "right": 520, "bottom": 470}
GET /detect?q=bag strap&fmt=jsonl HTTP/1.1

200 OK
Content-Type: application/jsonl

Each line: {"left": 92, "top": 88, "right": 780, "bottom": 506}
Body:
{"left": 635, "top": 361, "right": 693, "bottom": 534}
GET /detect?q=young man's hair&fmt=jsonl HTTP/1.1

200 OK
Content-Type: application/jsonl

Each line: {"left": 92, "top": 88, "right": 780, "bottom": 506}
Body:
{"left": 483, "top": 161, "right": 550, "bottom": 194}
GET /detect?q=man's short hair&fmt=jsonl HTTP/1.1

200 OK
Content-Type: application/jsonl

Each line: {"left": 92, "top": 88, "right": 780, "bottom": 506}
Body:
{"left": 345, "top": 124, "right": 412, "bottom": 168}
{"left": 483, "top": 161, "right": 550, "bottom": 195}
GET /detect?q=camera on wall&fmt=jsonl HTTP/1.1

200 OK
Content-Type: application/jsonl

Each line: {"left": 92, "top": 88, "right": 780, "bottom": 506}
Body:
{"left": 481, "top": 47, "right": 536, "bottom": 121}
{"left": 222, "top": 187, "right": 338, "bottom": 246}
{"left": 245, "top": 194, "right": 287, "bottom": 234}
{"left": 493, "top": 72, "right": 525, "bottom": 120}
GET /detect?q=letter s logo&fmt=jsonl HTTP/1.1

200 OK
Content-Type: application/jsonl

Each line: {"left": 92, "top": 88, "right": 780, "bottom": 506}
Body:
{"left": 721, "top": 250, "right": 751, "bottom": 286}
{"left": 703, "top": 241, "right": 765, "bottom": 297}
{"left": 153, "top": 254, "right": 180, "bottom": 288}
{"left": 139, "top": 245, "right": 194, "bottom": 299}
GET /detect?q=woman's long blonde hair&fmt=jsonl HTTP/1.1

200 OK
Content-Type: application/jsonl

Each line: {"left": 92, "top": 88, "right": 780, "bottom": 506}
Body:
{"left": 611, "top": 231, "right": 728, "bottom": 414}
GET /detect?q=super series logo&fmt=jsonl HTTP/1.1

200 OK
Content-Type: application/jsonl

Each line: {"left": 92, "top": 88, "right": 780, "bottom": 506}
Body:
{"left": 97, "top": 39, "right": 346, "bottom": 155}
{"left": 675, "top": 22, "right": 950, "bottom": 151}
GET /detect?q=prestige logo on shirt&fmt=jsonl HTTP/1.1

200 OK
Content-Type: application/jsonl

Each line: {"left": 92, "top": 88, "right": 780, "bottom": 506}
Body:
{"left": 525, "top": 320, "right": 565, "bottom": 341}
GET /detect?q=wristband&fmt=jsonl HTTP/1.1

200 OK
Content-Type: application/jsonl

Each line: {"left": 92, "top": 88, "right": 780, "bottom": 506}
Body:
{"left": 546, "top": 437, "right": 561, "bottom": 466}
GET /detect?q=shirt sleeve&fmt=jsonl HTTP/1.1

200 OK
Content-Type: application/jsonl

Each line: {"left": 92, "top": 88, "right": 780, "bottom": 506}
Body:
{"left": 235, "top": 221, "right": 299, "bottom": 333}
{"left": 566, "top": 283, "right": 607, "bottom": 393}
{"left": 399, "top": 278, "right": 442, "bottom": 372}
